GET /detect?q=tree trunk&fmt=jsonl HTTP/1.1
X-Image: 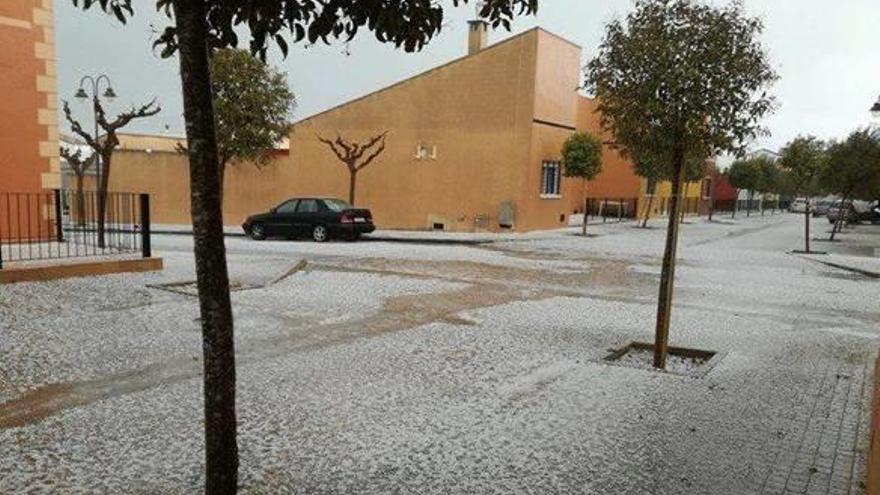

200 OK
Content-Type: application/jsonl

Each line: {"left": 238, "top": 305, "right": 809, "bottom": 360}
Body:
{"left": 218, "top": 159, "right": 226, "bottom": 222}
{"left": 830, "top": 195, "right": 848, "bottom": 242}
{"left": 653, "top": 149, "right": 686, "bottom": 369}
{"left": 642, "top": 195, "right": 654, "bottom": 228}
{"left": 747, "top": 192, "right": 752, "bottom": 217}
{"left": 349, "top": 168, "right": 357, "bottom": 205}
{"left": 804, "top": 207, "right": 811, "bottom": 253}
{"left": 96, "top": 152, "right": 112, "bottom": 248}
{"left": 581, "top": 195, "right": 590, "bottom": 237}
{"left": 75, "top": 173, "right": 86, "bottom": 227}
{"left": 171, "top": 1, "right": 238, "bottom": 494}
{"left": 732, "top": 198, "right": 737, "bottom": 219}
{"left": 708, "top": 191, "right": 715, "bottom": 222}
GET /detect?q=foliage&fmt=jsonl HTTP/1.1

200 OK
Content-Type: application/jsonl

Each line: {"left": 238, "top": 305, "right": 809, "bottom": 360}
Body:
{"left": 72, "top": 0, "right": 538, "bottom": 59}
{"left": 561, "top": 132, "right": 603, "bottom": 181}
{"left": 585, "top": 0, "right": 776, "bottom": 369}
{"left": 756, "top": 157, "right": 780, "bottom": 194}
{"left": 822, "top": 128, "right": 880, "bottom": 201}
{"left": 585, "top": 0, "right": 777, "bottom": 175}
{"left": 727, "top": 156, "right": 775, "bottom": 194}
{"left": 211, "top": 49, "right": 295, "bottom": 169}
{"left": 778, "top": 136, "right": 828, "bottom": 197}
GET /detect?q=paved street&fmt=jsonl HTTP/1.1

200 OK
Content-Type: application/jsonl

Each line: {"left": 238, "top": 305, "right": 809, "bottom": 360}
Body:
{"left": 1, "top": 214, "right": 878, "bottom": 494}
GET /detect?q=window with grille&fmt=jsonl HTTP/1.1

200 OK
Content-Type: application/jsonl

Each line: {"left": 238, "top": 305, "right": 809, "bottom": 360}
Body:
{"left": 540, "top": 161, "right": 561, "bottom": 197}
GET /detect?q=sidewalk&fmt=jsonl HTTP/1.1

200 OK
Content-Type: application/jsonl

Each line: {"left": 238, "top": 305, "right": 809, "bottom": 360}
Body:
{"left": 150, "top": 221, "right": 630, "bottom": 245}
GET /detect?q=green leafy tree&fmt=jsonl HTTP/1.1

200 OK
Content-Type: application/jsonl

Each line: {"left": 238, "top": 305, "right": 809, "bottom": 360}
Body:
{"left": 822, "top": 129, "right": 880, "bottom": 240}
{"left": 779, "top": 136, "right": 828, "bottom": 252}
{"left": 211, "top": 49, "right": 295, "bottom": 205}
{"left": 586, "top": 0, "right": 777, "bottom": 368}
{"left": 561, "top": 132, "right": 603, "bottom": 236}
{"left": 756, "top": 157, "right": 780, "bottom": 214}
{"left": 728, "top": 157, "right": 767, "bottom": 217}
{"left": 70, "top": 1, "right": 537, "bottom": 493}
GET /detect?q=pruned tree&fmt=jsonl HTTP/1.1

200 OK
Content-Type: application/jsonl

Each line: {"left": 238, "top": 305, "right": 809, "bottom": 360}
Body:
{"left": 561, "top": 132, "right": 603, "bottom": 236}
{"left": 62, "top": 97, "right": 160, "bottom": 246}
{"left": 211, "top": 48, "right": 295, "bottom": 205}
{"left": 586, "top": 0, "right": 777, "bottom": 369}
{"left": 59, "top": 145, "right": 96, "bottom": 226}
{"left": 779, "top": 136, "right": 828, "bottom": 253}
{"left": 822, "top": 129, "right": 880, "bottom": 240}
{"left": 317, "top": 132, "right": 388, "bottom": 205}
{"left": 70, "top": 1, "right": 537, "bottom": 493}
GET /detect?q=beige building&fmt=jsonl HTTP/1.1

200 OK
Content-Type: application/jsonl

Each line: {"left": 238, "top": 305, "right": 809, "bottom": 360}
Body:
{"left": 90, "top": 24, "right": 708, "bottom": 232}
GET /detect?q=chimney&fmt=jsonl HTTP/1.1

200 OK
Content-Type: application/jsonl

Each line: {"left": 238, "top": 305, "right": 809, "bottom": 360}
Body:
{"left": 467, "top": 19, "right": 489, "bottom": 55}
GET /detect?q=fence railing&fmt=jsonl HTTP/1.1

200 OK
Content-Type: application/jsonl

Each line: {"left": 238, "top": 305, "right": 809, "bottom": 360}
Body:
{"left": 0, "top": 190, "right": 151, "bottom": 269}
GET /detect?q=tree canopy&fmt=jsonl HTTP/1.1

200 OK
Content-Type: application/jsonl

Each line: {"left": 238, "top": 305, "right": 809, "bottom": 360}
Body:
{"left": 727, "top": 158, "right": 764, "bottom": 194}
{"left": 72, "top": 0, "right": 538, "bottom": 59}
{"left": 211, "top": 49, "right": 295, "bottom": 170}
{"left": 561, "top": 132, "right": 603, "bottom": 181}
{"left": 822, "top": 129, "right": 880, "bottom": 201}
{"left": 778, "top": 136, "right": 828, "bottom": 197}
{"left": 585, "top": 0, "right": 777, "bottom": 174}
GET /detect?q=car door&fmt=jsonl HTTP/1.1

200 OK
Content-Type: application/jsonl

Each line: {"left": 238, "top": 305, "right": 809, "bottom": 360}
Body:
{"left": 293, "top": 199, "right": 320, "bottom": 236}
{"left": 267, "top": 199, "right": 298, "bottom": 237}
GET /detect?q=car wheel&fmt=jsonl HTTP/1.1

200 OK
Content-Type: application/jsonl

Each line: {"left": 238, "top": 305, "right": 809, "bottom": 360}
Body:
{"left": 249, "top": 223, "right": 267, "bottom": 240}
{"left": 312, "top": 225, "right": 329, "bottom": 243}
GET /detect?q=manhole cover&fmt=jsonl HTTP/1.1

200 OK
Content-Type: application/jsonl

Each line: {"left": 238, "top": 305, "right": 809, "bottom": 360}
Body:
{"left": 147, "top": 279, "right": 260, "bottom": 297}
{"left": 604, "top": 341, "right": 723, "bottom": 378}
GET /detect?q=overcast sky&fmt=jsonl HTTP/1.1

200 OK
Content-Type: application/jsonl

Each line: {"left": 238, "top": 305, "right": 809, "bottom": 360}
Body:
{"left": 56, "top": 0, "right": 880, "bottom": 159}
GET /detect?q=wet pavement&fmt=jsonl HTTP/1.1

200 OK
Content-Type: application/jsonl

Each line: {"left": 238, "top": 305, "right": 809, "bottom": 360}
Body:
{"left": 1, "top": 214, "right": 878, "bottom": 494}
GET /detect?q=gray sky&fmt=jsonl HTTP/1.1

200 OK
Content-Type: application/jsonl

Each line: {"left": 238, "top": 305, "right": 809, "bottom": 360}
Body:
{"left": 56, "top": 0, "right": 880, "bottom": 157}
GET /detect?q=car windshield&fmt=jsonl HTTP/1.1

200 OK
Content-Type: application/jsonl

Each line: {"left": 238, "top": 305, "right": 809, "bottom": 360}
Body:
{"left": 323, "top": 199, "right": 351, "bottom": 212}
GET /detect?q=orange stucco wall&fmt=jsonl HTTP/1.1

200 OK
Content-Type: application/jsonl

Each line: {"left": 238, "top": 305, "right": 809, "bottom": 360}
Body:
{"left": 0, "top": 0, "right": 58, "bottom": 240}
{"left": 96, "top": 27, "right": 707, "bottom": 232}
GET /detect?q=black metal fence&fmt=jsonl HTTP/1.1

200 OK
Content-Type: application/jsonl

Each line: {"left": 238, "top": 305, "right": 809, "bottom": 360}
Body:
{"left": 0, "top": 190, "right": 151, "bottom": 269}
{"left": 585, "top": 198, "right": 640, "bottom": 222}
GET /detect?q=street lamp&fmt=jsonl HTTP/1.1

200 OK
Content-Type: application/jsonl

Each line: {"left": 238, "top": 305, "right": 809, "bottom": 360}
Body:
{"left": 871, "top": 95, "right": 880, "bottom": 120}
{"left": 75, "top": 74, "right": 116, "bottom": 191}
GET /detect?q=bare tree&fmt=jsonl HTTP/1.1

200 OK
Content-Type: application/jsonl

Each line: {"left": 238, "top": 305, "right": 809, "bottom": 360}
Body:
{"left": 63, "top": 98, "right": 160, "bottom": 246}
{"left": 58, "top": 146, "right": 96, "bottom": 226}
{"left": 317, "top": 132, "right": 388, "bottom": 205}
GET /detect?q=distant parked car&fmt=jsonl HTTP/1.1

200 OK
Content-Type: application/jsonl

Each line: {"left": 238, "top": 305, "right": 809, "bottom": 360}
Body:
{"left": 242, "top": 197, "right": 375, "bottom": 242}
{"left": 789, "top": 198, "right": 809, "bottom": 213}
{"left": 828, "top": 200, "right": 880, "bottom": 225}
{"left": 811, "top": 199, "right": 835, "bottom": 217}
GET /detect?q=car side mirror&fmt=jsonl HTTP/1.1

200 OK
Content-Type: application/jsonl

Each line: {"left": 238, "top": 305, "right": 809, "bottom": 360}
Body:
{"left": 270, "top": 207, "right": 278, "bottom": 214}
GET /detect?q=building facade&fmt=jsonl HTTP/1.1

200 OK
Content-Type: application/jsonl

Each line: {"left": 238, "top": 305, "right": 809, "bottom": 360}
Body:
{"left": 0, "top": 0, "right": 59, "bottom": 193}
{"left": 93, "top": 26, "right": 707, "bottom": 232}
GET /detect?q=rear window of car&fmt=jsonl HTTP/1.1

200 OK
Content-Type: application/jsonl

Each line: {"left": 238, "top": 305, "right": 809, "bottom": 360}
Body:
{"left": 323, "top": 199, "right": 351, "bottom": 212}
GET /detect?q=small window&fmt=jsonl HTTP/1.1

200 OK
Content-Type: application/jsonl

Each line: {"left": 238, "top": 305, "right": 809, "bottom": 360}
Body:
{"left": 276, "top": 200, "right": 299, "bottom": 213}
{"left": 296, "top": 199, "right": 319, "bottom": 213}
{"left": 540, "top": 161, "right": 561, "bottom": 197}
{"left": 645, "top": 179, "right": 657, "bottom": 197}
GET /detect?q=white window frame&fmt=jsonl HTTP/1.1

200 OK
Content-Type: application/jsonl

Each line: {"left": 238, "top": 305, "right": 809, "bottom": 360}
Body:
{"left": 540, "top": 161, "right": 562, "bottom": 199}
